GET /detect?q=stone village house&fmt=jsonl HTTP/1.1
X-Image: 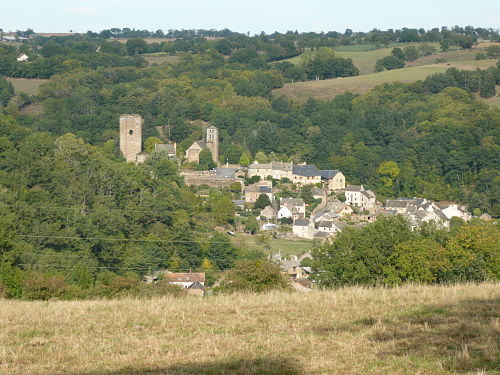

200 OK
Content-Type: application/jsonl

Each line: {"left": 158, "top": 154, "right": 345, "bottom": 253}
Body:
{"left": 244, "top": 182, "right": 273, "bottom": 204}
{"left": 345, "top": 185, "right": 376, "bottom": 210}
{"left": 278, "top": 198, "right": 306, "bottom": 220}
{"left": 248, "top": 162, "right": 345, "bottom": 191}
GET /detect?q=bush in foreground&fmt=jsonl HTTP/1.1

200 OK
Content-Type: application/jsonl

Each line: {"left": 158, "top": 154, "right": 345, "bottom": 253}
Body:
{"left": 217, "top": 259, "right": 289, "bottom": 294}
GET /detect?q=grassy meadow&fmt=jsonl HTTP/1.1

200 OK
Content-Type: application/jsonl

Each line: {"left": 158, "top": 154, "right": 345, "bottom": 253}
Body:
{"left": 282, "top": 45, "right": 398, "bottom": 74}
{"left": 273, "top": 59, "right": 498, "bottom": 102}
{"left": 1, "top": 283, "right": 498, "bottom": 374}
{"left": 282, "top": 43, "right": 441, "bottom": 75}
{"left": 143, "top": 53, "right": 181, "bottom": 66}
{"left": 233, "top": 233, "right": 315, "bottom": 257}
{"left": 334, "top": 45, "right": 423, "bottom": 75}
{"left": 273, "top": 65, "right": 448, "bottom": 101}
{"left": 6, "top": 78, "right": 47, "bottom": 95}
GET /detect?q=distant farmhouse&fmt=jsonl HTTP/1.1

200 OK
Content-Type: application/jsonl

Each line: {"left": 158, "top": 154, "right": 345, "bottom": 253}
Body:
{"left": 16, "top": 54, "right": 29, "bottom": 62}
{"left": 278, "top": 198, "right": 306, "bottom": 220}
{"left": 154, "top": 143, "right": 176, "bottom": 157}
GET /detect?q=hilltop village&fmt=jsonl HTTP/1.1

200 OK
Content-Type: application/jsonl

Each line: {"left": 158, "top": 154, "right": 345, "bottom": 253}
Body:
{"left": 115, "top": 112, "right": 492, "bottom": 293}
{"left": 120, "top": 113, "right": 478, "bottom": 243}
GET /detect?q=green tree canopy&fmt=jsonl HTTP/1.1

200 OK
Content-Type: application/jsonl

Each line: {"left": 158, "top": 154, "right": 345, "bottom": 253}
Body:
{"left": 239, "top": 152, "right": 251, "bottom": 167}
{"left": 254, "top": 194, "right": 271, "bottom": 209}
{"left": 218, "top": 259, "right": 289, "bottom": 293}
{"left": 197, "top": 148, "right": 216, "bottom": 170}
{"left": 144, "top": 137, "right": 163, "bottom": 154}
{"left": 208, "top": 232, "right": 237, "bottom": 270}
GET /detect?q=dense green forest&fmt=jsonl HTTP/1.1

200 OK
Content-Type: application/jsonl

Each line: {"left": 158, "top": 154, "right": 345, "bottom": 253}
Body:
{"left": 0, "top": 26, "right": 499, "bottom": 298}
{"left": 6, "top": 57, "right": 498, "bottom": 213}
{"left": 0, "top": 112, "right": 257, "bottom": 298}
{"left": 312, "top": 216, "right": 499, "bottom": 287}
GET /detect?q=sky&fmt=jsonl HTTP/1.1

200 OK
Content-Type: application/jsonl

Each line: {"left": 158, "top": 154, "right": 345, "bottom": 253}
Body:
{"left": 1, "top": 0, "right": 499, "bottom": 34}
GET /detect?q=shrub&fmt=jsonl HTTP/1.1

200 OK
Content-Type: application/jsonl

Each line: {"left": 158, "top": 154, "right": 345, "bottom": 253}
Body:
{"left": 218, "top": 259, "right": 289, "bottom": 294}
{"left": 280, "top": 217, "right": 292, "bottom": 225}
{"left": 22, "top": 272, "right": 68, "bottom": 300}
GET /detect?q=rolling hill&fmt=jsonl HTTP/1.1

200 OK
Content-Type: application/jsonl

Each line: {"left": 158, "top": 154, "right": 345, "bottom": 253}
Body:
{"left": 273, "top": 59, "right": 498, "bottom": 102}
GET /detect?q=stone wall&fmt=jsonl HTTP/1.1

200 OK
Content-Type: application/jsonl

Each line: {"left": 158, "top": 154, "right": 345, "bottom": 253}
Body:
{"left": 181, "top": 171, "right": 243, "bottom": 189}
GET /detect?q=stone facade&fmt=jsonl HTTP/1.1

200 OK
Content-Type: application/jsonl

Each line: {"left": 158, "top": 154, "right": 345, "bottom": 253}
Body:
{"left": 185, "top": 141, "right": 206, "bottom": 164}
{"left": 320, "top": 170, "right": 346, "bottom": 191}
{"left": 181, "top": 171, "right": 243, "bottom": 189}
{"left": 244, "top": 183, "right": 273, "bottom": 203}
{"left": 185, "top": 126, "right": 219, "bottom": 165}
{"left": 206, "top": 126, "right": 219, "bottom": 165}
{"left": 119, "top": 114, "right": 143, "bottom": 163}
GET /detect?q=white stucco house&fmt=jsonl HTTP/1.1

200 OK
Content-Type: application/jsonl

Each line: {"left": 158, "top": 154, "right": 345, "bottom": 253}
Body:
{"left": 345, "top": 185, "right": 376, "bottom": 210}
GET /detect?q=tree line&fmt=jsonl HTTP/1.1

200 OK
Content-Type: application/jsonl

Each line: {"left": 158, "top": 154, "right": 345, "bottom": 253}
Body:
{"left": 312, "top": 216, "right": 499, "bottom": 287}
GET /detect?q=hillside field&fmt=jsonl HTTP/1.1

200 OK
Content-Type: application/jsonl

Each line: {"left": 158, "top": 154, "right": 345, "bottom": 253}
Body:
{"left": 233, "top": 233, "right": 315, "bottom": 257}
{"left": 6, "top": 78, "right": 48, "bottom": 95}
{"left": 282, "top": 43, "right": 441, "bottom": 75}
{"left": 1, "top": 283, "right": 498, "bottom": 375}
{"left": 273, "top": 60, "right": 498, "bottom": 102}
{"left": 143, "top": 53, "right": 181, "bottom": 66}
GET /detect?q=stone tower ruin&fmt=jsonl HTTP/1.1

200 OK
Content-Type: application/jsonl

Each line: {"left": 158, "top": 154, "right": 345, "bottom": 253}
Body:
{"left": 206, "top": 126, "right": 219, "bottom": 165}
{"left": 119, "top": 114, "right": 143, "bottom": 162}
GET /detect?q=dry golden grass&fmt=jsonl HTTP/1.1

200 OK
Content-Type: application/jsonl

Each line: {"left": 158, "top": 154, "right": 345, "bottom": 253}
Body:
{"left": 273, "top": 59, "right": 498, "bottom": 102}
{"left": 1, "top": 283, "right": 498, "bottom": 375}
{"left": 282, "top": 43, "right": 442, "bottom": 75}
{"left": 273, "top": 65, "right": 448, "bottom": 101}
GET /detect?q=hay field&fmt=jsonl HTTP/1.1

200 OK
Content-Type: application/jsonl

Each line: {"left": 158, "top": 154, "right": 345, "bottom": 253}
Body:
{"left": 6, "top": 78, "right": 48, "bottom": 95}
{"left": 143, "top": 53, "right": 181, "bottom": 66}
{"left": 273, "top": 59, "right": 498, "bottom": 102}
{"left": 282, "top": 43, "right": 441, "bottom": 75}
{"left": 407, "top": 47, "right": 499, "bottom": 68}
{"left": 1, "top": 283, "right": 498, "bottom": 375}
{"left": 282, "top": 46, "right": 396, "bottom": 75}
{"left": 335, "top": 46, "right": 406, "bottom": 75}
{"left": 273, "top": 65, "right": 447, "bottom": 101}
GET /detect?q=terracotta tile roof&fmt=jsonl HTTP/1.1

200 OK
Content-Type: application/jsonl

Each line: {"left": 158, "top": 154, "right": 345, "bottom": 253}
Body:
{"left": 166, "top": 273, "right": 205, "bottom": 283}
